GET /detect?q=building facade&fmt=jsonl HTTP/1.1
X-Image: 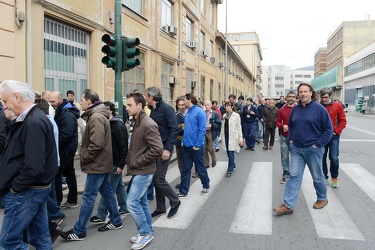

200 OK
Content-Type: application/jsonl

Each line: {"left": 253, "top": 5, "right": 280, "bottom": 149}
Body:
{"left": 312, "top": 20, "right": 375, "bottom": 99}
{"left": 0, "top": 0, "right": 252, "bottom": 107}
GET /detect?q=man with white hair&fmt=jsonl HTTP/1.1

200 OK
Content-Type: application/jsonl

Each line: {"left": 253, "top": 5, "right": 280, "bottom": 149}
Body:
{"left": 0, "top": 80, "right": 58, "bottom": 249}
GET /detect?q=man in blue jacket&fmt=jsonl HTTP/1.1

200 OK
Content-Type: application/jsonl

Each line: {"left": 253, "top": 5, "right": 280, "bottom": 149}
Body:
{"left": 49, "top": 91, "right": 80, "bottom": 208}
{"left": 242, "top": 97, "right": 259, "bottom": 151}
{"left": 177, "top": 93, "right": 210, "bottom": 198}
{"left": 0, "top": 80, "right": 58, "bottom": 249}
{"left": 274, "top": 83, "right": 333, "bottom": 215}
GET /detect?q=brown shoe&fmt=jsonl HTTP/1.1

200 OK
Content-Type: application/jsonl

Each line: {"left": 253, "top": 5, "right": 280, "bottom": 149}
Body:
{"left": 273, "top": 204, "right": 293, "bottom": 215}
{"left": 313, "top": 200, "right": 328, "bottom": 209}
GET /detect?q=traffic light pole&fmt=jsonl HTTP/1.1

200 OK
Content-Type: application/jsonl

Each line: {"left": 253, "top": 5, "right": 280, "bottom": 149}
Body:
{"left": 114, "top": 0, "right": 123, "bottom": 116}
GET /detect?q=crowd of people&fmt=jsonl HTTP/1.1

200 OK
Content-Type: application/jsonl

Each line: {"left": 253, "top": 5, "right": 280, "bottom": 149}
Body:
{"left": 0, "top": 80, "right": 347, "bottom": 249}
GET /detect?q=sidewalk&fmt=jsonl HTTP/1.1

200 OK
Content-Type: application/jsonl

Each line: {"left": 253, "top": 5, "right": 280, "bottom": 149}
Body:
{"left": 347, "top": 110, "right": 375, "bottom": 118}
{"left": 64, "top": 152, "right": 177, "bottom": 196}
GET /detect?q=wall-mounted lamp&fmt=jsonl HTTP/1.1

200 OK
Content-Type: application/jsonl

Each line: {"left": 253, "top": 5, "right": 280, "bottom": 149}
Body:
{"left": 109, "top": 10, "right": 114, "bottom": 24}
{"left": 18, "top": 11, "right": 25, "bottom": 23}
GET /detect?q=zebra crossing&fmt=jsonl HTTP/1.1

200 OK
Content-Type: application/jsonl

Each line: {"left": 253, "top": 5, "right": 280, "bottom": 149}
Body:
{"left": 152, "top": 160, "right": 375, "bottom": 242}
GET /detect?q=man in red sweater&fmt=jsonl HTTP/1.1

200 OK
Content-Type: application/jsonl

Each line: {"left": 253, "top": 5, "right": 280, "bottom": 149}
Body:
{"left": 320, "top": 88, "right": 347, "bottom": 188}
{"left": 276, "top": 91, "right": 296, "bottom": 184}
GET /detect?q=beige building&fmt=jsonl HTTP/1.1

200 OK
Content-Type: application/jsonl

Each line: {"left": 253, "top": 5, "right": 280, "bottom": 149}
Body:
{"left": 226, "top": 32, "right": 263, "bottom": 97}
{"left": 312, "top": 20, "right": 375, "bottom": 98}
{"left": 0, "top": 0, "right": 252, "bottom": 107}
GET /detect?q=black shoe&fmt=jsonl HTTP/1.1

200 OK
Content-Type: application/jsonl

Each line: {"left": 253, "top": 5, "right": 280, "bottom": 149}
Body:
{"left": 89, "top": 216, "right": 105, "bottom": 224}
{"left": 205, "top": 165, "right": 209, "bottom": 169}
{"left": 60, "top": 229, "right": 86, "bottom": 241}
{"left": 119, "top": 209, "right": 130, "bottom": 215}
{"left": 151, "top": 210, "right": 166, "bottom": 217}
{"left": 175, "top": 183, "right": 180, "bottom": 189}
{"left": 98, "top": 222, "right": 123, "bottom": 231}
{"left": 263, "top": 146, "right": 268, "bottom": 150}
{"left": 212, "top": 160, "right": 217, "bottom": 168}
{"left": 215, "top": 148, "right": 219, "bottom": 152}
{"left": 249, "top": 147, "right": 255, "bottom": 151}
{"left": 245, "top": 147, "right": 251, "bottom": 150}
{"left": 167, "top": 200, "right": 181, "bottom": 219}
{"left": 255, "top": 140, "right": 260, "bottom": 144}
{"left": 226, "top": 173, "right": 232, "bottom": 178}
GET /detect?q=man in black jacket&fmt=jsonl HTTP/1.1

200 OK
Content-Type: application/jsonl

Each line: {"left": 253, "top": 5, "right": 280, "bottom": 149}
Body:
{"left": 0, "top": 80, "right": 58, "bottom": 249}
{"left": 145, "top": 87, "right": 181, "bottom": 219}
{"left": 49, "top": 91, "right": 80, "bottom": 208}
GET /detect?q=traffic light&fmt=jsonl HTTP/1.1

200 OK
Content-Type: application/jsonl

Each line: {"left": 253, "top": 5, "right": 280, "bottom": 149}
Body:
{"left": 101, "top": 34, "right": 117, "bottom": 70}
{"left": 122, "top": 36, "right": 140, "bottom": 71}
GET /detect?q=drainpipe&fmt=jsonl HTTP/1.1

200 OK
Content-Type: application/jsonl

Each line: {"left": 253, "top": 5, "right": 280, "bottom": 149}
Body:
{"left": 26, "top": 0, "right": 32, "bottom": 84}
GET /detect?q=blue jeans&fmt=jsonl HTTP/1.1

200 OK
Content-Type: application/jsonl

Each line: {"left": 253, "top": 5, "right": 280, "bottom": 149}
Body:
{"left": 214, "top": 136, "right": 219, "bottom": 149}
{"left": 96, "top": 166, "right": 128, "bottom": 220}
{"left": 0, "top": 186, "right": 52, "bottom": 250}
{"left": 243, "top": 122, "right": 257, "bottom": 148}
{"left": 147, "top": 182, "right": 154, "bottom": 201}
{"left": 73, "top": 173, "right": 121, "bottom": 235}
{"left": 126, "top": 174, "right": 154, "bottom": 236}
{"left": 323, "top": 134, "right": 340, "bottom": 179}
{"left": 179, "top": 146, "right": 210, "bottom": 195}
{"left": 225, "top": 134, "right": 235, "bottom": 173}
{"left": 257, "top": 120, "right": 264, "bottom": 140}
{"left": 47, "top": 180, "right": 65, "bottom": 221}
{"left": 284, "top": 143, "right": 327, "bottom": 209}
{"left": 279, "top": 135, "right": 291, "bottom": 179}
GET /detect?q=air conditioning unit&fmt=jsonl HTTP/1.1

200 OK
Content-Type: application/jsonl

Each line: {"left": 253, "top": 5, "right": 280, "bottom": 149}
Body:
{"left": 191, "top": 81, "right": 196, "bottom": 88}
{"left": 219, "top": 62, "right": 224, "bottom": 68}
{"left": 167, "top": 25, "right": 177, "bottom": 36}
{"left": 169, "top": 76, "right": 176, "bottom": 85}
{"left": 201, "top": 50, "right": 208, "bottom": 58}
{"left": 187, "top": 41, "right": 197, "bottom": 49}
{"left": 210, "top": 57, "right": 215, "bottom": 63}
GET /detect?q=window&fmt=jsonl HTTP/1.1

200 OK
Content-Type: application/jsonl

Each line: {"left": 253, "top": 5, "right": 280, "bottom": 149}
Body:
{"left": 200, "top": 0, "right": 205, "bottom": 13}
{"left": 209, "top": 40, "right": 213, "bottom": 57}
{"left": 209, "top": 1, "right": 214, "bottom": 25}
{"left": 123, "top": 0, "right": 143, "bottom": 15}
{"left": 186, "top": 68, "right": 194, "bottom": 91}
{"left": 161, "top": 59, "right": 174, "bottom": 106}
{"left": 200, "top": 75, "right": 205, "bottom": 101}
{"left": 123, "top": 52, "right": 145, "bottom": 95}
{"left": 161, "top": 0, "right": 172, "bottom": 28}
{"left": 199, "top": 31, "right": 205, "bottom": 54}
{"left": 186, "top": 18, "right": 193, "bottom": 42}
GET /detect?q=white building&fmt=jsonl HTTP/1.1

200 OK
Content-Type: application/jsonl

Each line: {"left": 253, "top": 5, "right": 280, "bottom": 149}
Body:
{"left": 290, "top": 66, "right": 315, "bottom": 91}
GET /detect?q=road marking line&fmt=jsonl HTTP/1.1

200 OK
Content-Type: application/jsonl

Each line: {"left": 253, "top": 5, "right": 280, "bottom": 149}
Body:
{"left": 346, "top": 125, "right": 375, "bottom": 137}
{"left": 341, "top": 163, "right": 375, "bottom": 204}
{"left": 153, "top": 161, "right": 227, "bottom": 229}
{"left": 229, "top": 162, "right": 272, "bottom": 235}
{"left": 302, "top": 170, "right": 364, "bottom": 241}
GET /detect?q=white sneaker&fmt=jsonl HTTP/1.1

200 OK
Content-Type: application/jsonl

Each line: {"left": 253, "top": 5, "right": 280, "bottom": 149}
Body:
{"left": 201, "top": 188, "right": 210, "bottom": 196}
{"left": 131, "top": 234, "right": 154, "bottom": 250}
{"left": 130, "top": 234, "right": 140, "bottom": 243}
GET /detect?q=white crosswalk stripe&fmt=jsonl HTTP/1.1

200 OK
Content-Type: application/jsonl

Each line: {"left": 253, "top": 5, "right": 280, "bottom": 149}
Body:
{"left": 341, "top": 163, "right": 375, "bottom": 203}
{"left": 229, "top": 162, "right": 273, "bottom": 235}
{"left": 153, "top": 161, "right": 372, "bottom": 241}
{"left": 302, "top": 170, "right": 365, "bottom": 241}
{"left": 153, "top": 161, "right": 227, "bottom": 229}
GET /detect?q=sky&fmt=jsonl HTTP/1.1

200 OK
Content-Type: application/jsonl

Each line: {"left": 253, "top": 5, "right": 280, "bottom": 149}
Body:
{"left": 218, "top": 0, "right": 375, "bottom": 69}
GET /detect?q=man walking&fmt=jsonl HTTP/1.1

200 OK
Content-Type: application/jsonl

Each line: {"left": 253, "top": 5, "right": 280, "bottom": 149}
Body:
{"left": 262, "top": 99, "right": 279, "bottom": 150}
{"left": 204, "top": 100, "right": 221, "bottom": 168}
{"left": 0, "top": 80, "right": 58, "bottom": 249}
{"left": 276, "top": 91, "right": 296, "bottom": 184}
{"left": 274, "top": 83, "right": 333, "bottom": 215}
{"left": 242, "top": 97, "right": 259, "bottom": 151}
{"left": 320, "top": 87, "right": 347, "bottom": 188}
{"left": 60, "top": 90, "right": 122, "bottom": 241}
{"left": 49, "top": 91, "right": 80, "bottom": 208}
{"left": 144, "top": 87, "right": 181, "bottom": 219}
{"left": 125, "top": 93, "right": 163, "bottom": 250}
{"left": 177, "top": 93, "right": 210, "bottom": 198}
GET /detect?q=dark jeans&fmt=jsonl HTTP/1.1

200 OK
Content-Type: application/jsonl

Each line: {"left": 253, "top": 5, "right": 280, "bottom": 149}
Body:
{"left": 179, "top": 146, "right": 210, "bottom": 195}
{"left": 264, "top": 127, "right": 276, "bottom": 147}
{"left": 55, "top": 151, "right": 77, "bottom": 205}
{"left": 225, "top": 134, "right": 235, "bottom": 173}
{"left": 154, "top": 150, "right": 179, "bottom": 212}
{"left": 243, "top": 122, "right": 257, "bottom": 148}
{"left": 323, "top": 134, "right": 340, "bottom": 179}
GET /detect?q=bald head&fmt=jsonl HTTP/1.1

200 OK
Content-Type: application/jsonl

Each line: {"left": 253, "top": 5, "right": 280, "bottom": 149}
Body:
{"left": 48, "top": 91, "right": 63, "bottom": 109}
{"left": 204, "top": 100, "right": 212, "bottom": 111}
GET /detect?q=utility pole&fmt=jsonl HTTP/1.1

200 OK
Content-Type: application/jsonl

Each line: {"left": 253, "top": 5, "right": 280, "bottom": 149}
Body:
{"left": 114, "top": 0, "right": 123, "bottom": 116}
